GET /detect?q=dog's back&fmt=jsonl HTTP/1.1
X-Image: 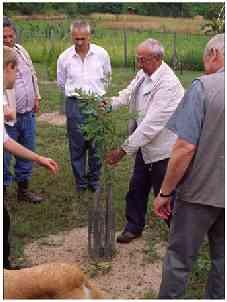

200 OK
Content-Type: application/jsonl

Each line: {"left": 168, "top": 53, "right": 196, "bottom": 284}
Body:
{"left": 4, "top": 263, "right": 104, "bottom": 299}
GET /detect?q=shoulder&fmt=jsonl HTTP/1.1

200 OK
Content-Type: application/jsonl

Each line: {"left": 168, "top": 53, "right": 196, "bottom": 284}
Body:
{"left": 198, "top": 71, "right": 224, "bottom": 88}
{"left": 157, "top": 62, "right": 182, "bottom": 87}
{"left": 15, "top": 43, "right": 29, "bottom": 55}
{"left": 161, "top": 62, "right": 180, "bottom": 81}
{"left": 58, "top": 46, "right": 74, "bottom": 61}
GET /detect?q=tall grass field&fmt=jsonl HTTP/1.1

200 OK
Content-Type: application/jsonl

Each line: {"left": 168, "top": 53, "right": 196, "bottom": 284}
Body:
{"left": 14, "top": 19, "right": 210, "bottom": 80}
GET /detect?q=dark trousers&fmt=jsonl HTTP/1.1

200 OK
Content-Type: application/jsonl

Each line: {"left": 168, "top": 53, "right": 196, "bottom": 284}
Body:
{"left": 159, "top": 199, "right": 225, "bottom": 299}
{"left": 3, "top": 204, "right": 10, "bottom": 268}
{"left": 65, "top": 97, "right": 101, "bottom": 191}
{"left": 124, "top": 149, "right": 170, "bottom": 235}
{"left": 4, "top": 112, "right": 36, "bottom": 186}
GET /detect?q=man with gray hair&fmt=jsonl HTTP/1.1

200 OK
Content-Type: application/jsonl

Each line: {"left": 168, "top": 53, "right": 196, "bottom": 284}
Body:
{"left": 57, "top": 20, "right": 111, "bottom": 193}
{"left": 105, "top": 38, "right": 184, "bottom": 243}
{"left": 3, "top": 16, "right": 43, "bottom": 203}
{"left": 153, "top": 33, "right": 224, "bottom": 298}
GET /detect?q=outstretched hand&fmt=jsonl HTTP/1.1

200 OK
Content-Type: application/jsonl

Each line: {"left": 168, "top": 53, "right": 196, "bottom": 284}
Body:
{"left": 36, "top": 156, "right": 59, "bottom": 174}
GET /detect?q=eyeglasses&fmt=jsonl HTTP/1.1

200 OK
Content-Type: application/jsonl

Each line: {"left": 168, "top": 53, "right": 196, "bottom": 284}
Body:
{"left": 136, "top": 56, "right": 154, "bottom": 64}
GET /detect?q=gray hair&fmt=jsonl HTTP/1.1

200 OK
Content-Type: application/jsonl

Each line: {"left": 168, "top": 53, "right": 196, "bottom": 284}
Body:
{"left": 3, "top": 16, "right": 17, "bottom": 33}
{"left": 70, "top": 20, "right": 91, "bottom": 34}
{"left": 139, "top": 38, "right": 165, "bottom": 59}
{"left": 204, "top": 34, "right": 225, "bottom": 57}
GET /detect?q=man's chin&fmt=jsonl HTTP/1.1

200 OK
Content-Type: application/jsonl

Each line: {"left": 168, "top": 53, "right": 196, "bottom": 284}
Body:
{"left": 6, "top": 83, "right": 14, "bottom": 89}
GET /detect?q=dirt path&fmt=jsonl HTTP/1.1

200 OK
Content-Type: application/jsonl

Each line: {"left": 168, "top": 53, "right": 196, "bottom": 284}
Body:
{"left": 37, "top": 112, "right": 66, "bottom": 126}
{"left": 24, "top": 227, "right": 166, "bottom": 299}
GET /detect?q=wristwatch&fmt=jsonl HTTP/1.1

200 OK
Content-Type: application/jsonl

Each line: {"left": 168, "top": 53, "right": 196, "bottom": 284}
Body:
{"left": 159, "top": 190, "right": 174, "bottom": 198}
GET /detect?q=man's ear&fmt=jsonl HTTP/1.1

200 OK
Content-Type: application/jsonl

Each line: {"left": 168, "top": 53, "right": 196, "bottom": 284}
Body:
{"left": 210, "top": 48, "right": 218, "bottom": 61}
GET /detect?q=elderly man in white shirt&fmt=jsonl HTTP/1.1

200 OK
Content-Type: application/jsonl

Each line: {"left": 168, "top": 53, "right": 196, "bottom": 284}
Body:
{"left": 105, "top": 38, "right": 184, "bottom": 243}
{"left": 57, "top": 20, "right": 111, "bottom": 193}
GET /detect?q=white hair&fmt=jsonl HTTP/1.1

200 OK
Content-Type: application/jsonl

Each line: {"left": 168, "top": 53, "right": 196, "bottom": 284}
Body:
{"left": 139, "top": 38, "right": 165, "bottom": 59}
{"left": 204, "top": 33, "right": 225, "bottom": 57}
{"left": 70, "top": 20, "right": 91, "bottom": 34}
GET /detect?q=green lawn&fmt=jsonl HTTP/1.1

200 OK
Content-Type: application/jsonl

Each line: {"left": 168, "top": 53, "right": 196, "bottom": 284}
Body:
{"left": 8, "top": 67, "right": 208, "bottom": 298}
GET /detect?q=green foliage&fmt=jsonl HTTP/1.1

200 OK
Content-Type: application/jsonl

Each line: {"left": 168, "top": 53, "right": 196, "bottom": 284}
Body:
{"left": 72, "top": 88, "right": 137, "bottom": 186}
{"left": 72, "top": 89, "right": 119, "bottom": 158}
{"left": 202, "top": 5, "right": 225, "bottom": 34}
{"left": 4, "top": 2, "right": 221, "bottom": 18}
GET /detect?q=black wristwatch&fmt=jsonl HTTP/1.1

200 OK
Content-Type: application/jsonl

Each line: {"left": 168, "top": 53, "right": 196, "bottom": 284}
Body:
{"left": 159, "top": 190, "right": 174, "bottom": 198}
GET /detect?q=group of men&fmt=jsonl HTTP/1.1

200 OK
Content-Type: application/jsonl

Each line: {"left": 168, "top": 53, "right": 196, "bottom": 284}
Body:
{"left": 3, "top": 16, "right": 224, "bottom": 299}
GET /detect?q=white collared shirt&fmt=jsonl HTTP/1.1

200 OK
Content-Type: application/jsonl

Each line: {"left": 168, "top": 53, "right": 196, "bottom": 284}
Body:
{"left": 57, "top": 44, "right": 112, "bottom": 97}
{"left": 111, "top": 62, "right": 185, "bottom": 164}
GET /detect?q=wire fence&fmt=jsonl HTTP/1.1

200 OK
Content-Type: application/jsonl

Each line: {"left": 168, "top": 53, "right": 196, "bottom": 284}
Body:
{"left": 16, "top": 21, "right": 211, "bottom": 80}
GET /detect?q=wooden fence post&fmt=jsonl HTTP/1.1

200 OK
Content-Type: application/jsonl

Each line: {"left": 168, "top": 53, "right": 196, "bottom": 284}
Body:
{"left": 171, "top": 31, "right": 178, "bottom": 71}
{"left": 123, "top": 28, "right": 128, "bottom": 67}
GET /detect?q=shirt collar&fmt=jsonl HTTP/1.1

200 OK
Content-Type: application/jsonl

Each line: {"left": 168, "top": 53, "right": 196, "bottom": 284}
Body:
{"left": 147, "top": 61, "right": 165, "bottom": 82}
{"left": 216, "top": 67, "right": 224, "bottom": 73}
{"left": 72, "top": 43, "right": 95, "bottom": 57}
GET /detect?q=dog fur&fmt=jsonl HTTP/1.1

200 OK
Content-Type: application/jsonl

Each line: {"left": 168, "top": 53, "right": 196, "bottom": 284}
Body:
{"left": 4, "top": 262, "right": 105, "bottom": 299}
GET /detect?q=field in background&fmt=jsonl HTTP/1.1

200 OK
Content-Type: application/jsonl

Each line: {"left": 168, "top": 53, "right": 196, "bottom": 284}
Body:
{"left": 90, "top": 13, "right": 206, "bottom": 33}
{"left": 13, "top": 13, "right": 207, "bottom": 33}
{"left": 13, "top": 16, "right": 210, "bottom": 81}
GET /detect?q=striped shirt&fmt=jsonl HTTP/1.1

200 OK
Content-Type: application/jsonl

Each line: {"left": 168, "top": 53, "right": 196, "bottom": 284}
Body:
{"left": 14, "top": 49, "right": 36, "bottom": 113}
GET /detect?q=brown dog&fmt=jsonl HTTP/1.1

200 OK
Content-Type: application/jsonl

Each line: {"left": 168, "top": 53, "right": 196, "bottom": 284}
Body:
{"left": 4, "top": 262, "right": 105, "bottom": 299}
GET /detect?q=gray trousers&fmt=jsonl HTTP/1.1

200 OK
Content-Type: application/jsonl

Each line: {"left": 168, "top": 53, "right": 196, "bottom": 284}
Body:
{"left": 159, "top": 199, "right": 225, "bottom": 299}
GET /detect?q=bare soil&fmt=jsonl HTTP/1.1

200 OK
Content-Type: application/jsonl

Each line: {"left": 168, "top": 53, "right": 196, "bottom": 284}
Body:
{"left": 37, "top": 112, "right": 66, "bottom": 126}
{"left": 24, "top": 227, "right": 166, "bottom": 299}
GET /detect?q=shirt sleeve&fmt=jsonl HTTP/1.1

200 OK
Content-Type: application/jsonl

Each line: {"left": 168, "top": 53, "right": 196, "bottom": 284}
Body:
{"left": 103, "top": 51, "right": 112, "bottom": 90}
{"left": 122, "top": 80, "right": 184, "bottom": 155}
{"left": 57, "top": 56, "right": 66, "bottom": 93}
{"left": 167, "top": 79, "right": 206, "bottom": 146}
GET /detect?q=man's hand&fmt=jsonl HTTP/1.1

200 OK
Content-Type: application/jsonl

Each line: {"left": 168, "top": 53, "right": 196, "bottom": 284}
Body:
{"left": 105, "top": 148, "right": 126, "bottom": 166}
{"left": 36, "top": 156, "right": 59, "bottom": 174}
{"left": 99, "top": 99, "right": 111, "bottom": 112}
{"left": 33, "top": 97, "right": 41, "bottom": 113}
{"left": 4, "top": 106, "right": 15, "bottom": 121}
{"left": 153, "top": 195, "right": 171, "bottom": 220}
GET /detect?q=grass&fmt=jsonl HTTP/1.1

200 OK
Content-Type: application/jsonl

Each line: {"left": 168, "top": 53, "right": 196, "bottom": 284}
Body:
{"left": 90, "top": 13, "right": 207, "bottom": 33}
{"left": 7, "top": 67, "right": 209, "bottom": 298}
{"left": 12, "top": 18, "right": 210, "bottom": 77}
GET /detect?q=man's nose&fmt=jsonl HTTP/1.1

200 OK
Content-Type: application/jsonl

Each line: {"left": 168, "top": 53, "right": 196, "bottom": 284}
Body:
{"left": 4, "top": 37, "right": 12, "bottom": 45}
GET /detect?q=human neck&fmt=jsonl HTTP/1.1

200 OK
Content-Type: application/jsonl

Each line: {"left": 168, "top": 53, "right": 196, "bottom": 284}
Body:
{"left": 75, "top": 44, "right": 90, "bottom": 57}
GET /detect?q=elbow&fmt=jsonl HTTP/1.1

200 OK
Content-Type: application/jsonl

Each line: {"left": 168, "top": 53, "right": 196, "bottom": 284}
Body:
{"left": 174, "top": 138, "right": 196, "bottom": 157}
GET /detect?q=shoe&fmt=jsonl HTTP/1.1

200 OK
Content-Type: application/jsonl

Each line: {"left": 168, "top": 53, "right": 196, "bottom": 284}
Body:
{"left": 116, "top": 231, "right": 142, "bottom": 244}
{"left": 17, "top": 181, "right": 43, "bottom": 204}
